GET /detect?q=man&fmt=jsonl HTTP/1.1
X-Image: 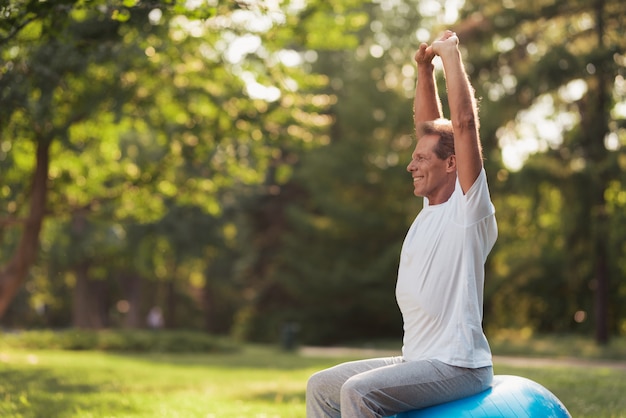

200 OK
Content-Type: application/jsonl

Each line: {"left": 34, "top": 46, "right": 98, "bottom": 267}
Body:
{"left": 305, "top": 31, "right": 497, "bottom": 417}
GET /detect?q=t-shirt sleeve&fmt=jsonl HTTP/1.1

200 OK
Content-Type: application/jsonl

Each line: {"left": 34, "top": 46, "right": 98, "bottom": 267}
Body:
{"left": 457, "top": 168, "right": 495, "bottom": 226}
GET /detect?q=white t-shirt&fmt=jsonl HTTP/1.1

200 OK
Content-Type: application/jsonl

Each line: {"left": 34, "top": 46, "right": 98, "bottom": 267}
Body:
{"left": 395, "top": 169, "right": 497, "bottom": 368}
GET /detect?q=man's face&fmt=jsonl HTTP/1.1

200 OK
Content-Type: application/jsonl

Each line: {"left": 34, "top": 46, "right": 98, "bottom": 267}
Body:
{"left": 406, "top": 134, "right": 455, "bottom": 202}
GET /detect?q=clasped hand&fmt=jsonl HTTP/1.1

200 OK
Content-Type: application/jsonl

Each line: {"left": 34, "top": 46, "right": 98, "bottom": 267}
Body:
{"left": 414, "top": 30, "right": 459, "bottom": 65}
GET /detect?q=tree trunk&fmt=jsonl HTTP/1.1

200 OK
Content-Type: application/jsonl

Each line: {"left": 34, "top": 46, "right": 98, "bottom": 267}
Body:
{"left": 72, "top": 261, "right": 93, "bottom": 328}
{"left": 165, "top": 280, "right": 175, "bottom": 329}
{"left": 594, "top": 227, "right": 609, "bottom": 344}
{"left": 203, "top": 282, "right": 214, "bottom": 333}
{"left": 71, "top": 261, "right": 109, "bottom": 329}
{"left": 0, "top": 139, "right": 50, "bottom": 319}
{"left": 591, "top": 0, "right": 610, "bottom": 344}
{"left": 69, "top": 211, "right": 110, "bottom": 329}
{"left": 120, "top": 273, "right": 142, "bottom": 328}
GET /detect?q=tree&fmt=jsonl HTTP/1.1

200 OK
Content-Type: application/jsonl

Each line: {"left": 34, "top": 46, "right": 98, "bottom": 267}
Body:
{"left": 0, "top": 0, "right": 369, "bottom": 328}
{"left": 0, "top": 2, "right": 127, "bottom": 318}
{"left": 457, "top": 0, "right": 626, "bottom": 342}
{"left": 237, "top": 0, "right": 445, "bottom": 344}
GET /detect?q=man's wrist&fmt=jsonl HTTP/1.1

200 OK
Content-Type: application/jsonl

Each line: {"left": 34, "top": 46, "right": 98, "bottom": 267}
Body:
{"left": 417, "top": 62, "right": 435, "bottom": 72}
{"left": 437, "top": 47, "right": 461, "bottom": 64}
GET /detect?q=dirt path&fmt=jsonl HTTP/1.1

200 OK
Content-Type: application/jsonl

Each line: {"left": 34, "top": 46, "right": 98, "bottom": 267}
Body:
{"left": 300, "top": 346, "right": 626, "bottom": 371}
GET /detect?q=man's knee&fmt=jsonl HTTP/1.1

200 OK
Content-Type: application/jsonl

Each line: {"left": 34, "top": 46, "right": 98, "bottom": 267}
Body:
{"left": 340, "top": 374, "right": 369, "bottom": 403}
{"left": 307, "top": 369, "right": 331, "bottom": 395}
{"left": 341, "top": 376, "right": 383, "bottom": 416}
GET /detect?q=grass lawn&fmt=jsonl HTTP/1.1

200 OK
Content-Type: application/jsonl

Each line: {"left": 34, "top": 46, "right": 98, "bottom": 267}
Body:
{"left": 1, "top": 340, "right": 625, "bottom": 417}
{"left": 0, "top": 345, "right": 312, "bottom": 418}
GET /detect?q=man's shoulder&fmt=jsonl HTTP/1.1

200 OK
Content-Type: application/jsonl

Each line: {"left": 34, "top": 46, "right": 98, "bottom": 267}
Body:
{"left": 458, "top": 167, "right": 489, "bottom": 196}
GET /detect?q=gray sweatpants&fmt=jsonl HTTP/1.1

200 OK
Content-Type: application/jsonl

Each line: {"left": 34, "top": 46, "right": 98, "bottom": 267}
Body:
{"left": 306, "top": 356, "right": 493, "bottom": 418}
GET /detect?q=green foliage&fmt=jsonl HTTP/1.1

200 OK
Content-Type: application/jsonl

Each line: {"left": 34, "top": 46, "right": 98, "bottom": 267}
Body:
{"left": 1, "top": 0, "right": 359, "bottom": 330}
{"left": 231, "top": 1, "right": 428, "bottom": 344}
{"left": 0, "top": 329, "right": 238, "bottom": 353}
{"left": 1, "top": 0, "right": 626, "bottom": 346}
{"left": 457, "top": 0, "right": 626, "bottom": 339}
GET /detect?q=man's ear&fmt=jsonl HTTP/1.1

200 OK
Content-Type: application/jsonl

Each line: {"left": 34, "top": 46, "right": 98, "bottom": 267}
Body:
{"left": 447, "top": 155, "right": 456, "bottom": 172}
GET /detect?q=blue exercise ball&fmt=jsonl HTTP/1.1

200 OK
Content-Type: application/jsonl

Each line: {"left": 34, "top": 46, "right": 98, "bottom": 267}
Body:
{"left": 390, "top": 375, "right": 571, "bottom": 418}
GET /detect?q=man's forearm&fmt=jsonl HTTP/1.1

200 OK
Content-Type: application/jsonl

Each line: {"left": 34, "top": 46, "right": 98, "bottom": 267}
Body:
{"left": 438, "top": 49, "right": 478, "bottom": 137}
{"left": 434, "top": 32, "right": 483, "bottom": 192}
{"left": 414, "top": 63, "right": 442, "bottom": 128}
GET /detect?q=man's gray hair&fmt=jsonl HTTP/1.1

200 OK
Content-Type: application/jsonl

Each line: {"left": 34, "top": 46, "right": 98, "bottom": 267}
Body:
{"left": 416, "top": 118, "right": 455, "bottom": 160}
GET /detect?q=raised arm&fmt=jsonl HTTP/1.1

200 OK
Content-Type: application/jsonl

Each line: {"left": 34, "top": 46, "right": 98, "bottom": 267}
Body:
{"left": 413, "top": 42, "right": 442, "bottom": 132}
{"left": 432, "top": 31, "right": 483, "bottom": 193}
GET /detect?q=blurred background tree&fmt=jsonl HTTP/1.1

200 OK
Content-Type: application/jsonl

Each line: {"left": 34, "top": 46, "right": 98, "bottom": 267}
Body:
{"left": 1, "top": 0, "right": 624, "bottom": 346}
{"left": 455, "top": 0, "right": 626, "bottom": 344}
{"left": 0, "top": 0, "right": 338, "bottom": 330}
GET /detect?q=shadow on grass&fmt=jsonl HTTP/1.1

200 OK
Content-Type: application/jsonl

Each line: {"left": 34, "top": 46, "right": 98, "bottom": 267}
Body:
{"left": 0, "top": 368, "right": 140, "bottom": 417}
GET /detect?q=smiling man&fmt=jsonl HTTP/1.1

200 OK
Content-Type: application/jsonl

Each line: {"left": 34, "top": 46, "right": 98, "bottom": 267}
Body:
{"left": 306, "top": 31, "right": 498, "bottom": 418}
{"left": 407, "top": 122, "right": 456, "bottom": 204}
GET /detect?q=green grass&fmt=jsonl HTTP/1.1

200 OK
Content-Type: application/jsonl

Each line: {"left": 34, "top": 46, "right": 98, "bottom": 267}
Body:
{"left": 0, "top": 337, "right": 625, "bottom": 417}
{"left": 0, "top": 345, "right": 317, "bottom": 418}
{"left": 0, "top": 329, "right": 237, "bottom": 353}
